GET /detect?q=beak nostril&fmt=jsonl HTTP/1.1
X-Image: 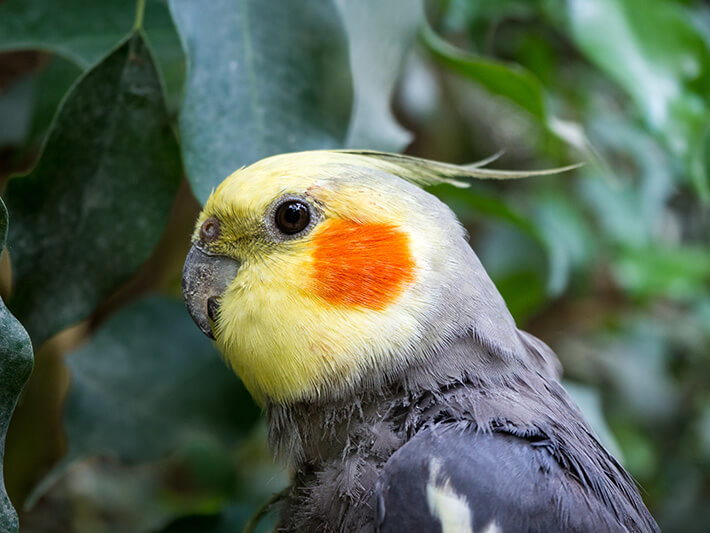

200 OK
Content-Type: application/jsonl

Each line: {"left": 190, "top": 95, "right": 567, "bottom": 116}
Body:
{"left": 207, "top": 297, "right": 220, "bottom": 322}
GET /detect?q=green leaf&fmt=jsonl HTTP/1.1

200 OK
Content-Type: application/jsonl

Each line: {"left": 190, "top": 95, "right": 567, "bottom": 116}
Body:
{"left": 334, "top": 0, "right": 422, "bottom": 151}
{"left": 143, "top": 0, "right": 186, "bottom": 110}
{"left": 0, "top": 0, "right": 185, "bottom": 105}
{"left": 28, "top": 296, "right": 258, "bottom": 507}
{"left": 613, "top": 245, "right": 710, "bottom": 302}
{"left": 533, "top": 191, "right": 595, "bottom": 295}
{"left": 64, "top": 296, "right": 257, "bottom": 463}
{"left": 567, "top": 0, "right": 710, "bottom": 197}
{"left": 423, "top": 23, "right": 546, "bottom": 120}
{"left": 0, "top": 0, "right": 132, "bottom": 68}
{"left": 422, "top": 24, "right": 602, "bottom": 167}
{"left": 0, "top": 199, "right": 34, "bottom": 533}
{"left": 3, "top": 33, "right": 181, "bottom": 346}
{"left": 168, "top": 0, "right": 353, "bottom": 203}
{"left": 579, "top": 115, "right": 674, "bottom": 248}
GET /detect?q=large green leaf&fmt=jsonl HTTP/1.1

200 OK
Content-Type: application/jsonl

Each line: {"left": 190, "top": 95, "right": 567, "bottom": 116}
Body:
{"left": 28, "top": 296, "right": 259, "bottom": 507}
{"left": 0, "top": 0, "right": 184, "bottom": 104}
{"left": 0, "top": 199, "right": 34, "bottom": 533}
{"left": 64, "top": 296, "right": 257, "bottom": 463}
{"left": 168, "top": 0, "right": 353, "bottom": 203}
{"left": 567, "top": 0, "right": 710, "bottom": 197}
{"left": 334, "top": 0, "right": 422, "bottom": 151}
{"left": 0, "top": 0, "right": 130, "bottom": 68}
{"left": 3, "top": 33, "right": 181, "bottom": 346}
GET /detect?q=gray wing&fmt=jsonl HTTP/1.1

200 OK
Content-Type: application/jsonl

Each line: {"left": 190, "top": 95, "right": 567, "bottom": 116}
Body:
{"left": 375, "top": 423, "right": 654, "bottom": 533}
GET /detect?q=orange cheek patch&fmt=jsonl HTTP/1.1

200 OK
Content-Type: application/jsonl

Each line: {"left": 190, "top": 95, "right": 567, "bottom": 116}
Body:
{"left": 310, "top": 219, "right": 416, "bottom": 310}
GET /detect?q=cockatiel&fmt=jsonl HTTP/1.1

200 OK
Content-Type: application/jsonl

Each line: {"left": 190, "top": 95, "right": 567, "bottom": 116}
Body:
{"left": 182, "top": 151, "right": 658, "bottom": 533}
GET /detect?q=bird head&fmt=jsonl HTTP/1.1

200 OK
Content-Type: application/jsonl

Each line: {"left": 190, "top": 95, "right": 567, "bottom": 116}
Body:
{"left": 183, "top": 151, "right": 570, "bottom": 405}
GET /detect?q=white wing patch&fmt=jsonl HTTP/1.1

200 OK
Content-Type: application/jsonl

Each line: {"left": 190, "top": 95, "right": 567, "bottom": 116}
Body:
{"left": 426, "top": 458, "right": 474, "bottom": 533}
{"left": 426, "top": 458, "right": 502, "bottom": 533}
{"left": 480, "top": 521, "right": 502, "bottom": 533}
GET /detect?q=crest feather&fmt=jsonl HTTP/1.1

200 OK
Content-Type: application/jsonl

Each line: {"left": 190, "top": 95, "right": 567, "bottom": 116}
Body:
{"left": 335, "top": 150, "right": 582, "bottom": 188}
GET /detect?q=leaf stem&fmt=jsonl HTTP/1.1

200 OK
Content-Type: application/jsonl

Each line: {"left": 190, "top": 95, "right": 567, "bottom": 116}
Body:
{"left": 133, "top": 0, "right": 146, "bottom": 31}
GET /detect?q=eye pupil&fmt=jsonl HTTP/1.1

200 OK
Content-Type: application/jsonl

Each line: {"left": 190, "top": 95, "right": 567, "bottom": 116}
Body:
{"left": 275, "top": 200, "right": 310, "bottom": 235}
{"left": 283, "top": 205, "right": 302, "bottom": 224}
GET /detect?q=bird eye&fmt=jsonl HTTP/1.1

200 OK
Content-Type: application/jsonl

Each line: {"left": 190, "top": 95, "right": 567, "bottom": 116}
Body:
{"left": 275, "top": 200, "right": 311, "bottom": 235}
{"left": 200, "top": 217, "right": 221, "bottom": 242}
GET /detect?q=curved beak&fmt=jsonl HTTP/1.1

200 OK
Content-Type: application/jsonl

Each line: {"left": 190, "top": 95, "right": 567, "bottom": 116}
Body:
{"left": 182, "top": 244, "right": 241, "bottom": 340}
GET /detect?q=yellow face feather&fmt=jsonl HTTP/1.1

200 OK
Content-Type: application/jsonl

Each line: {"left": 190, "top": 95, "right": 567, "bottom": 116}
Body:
{"left": 197, "top": 153, "right": 434, "bottom": 404}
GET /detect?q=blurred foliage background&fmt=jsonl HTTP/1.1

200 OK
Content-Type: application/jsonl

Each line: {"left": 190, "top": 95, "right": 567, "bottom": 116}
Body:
{"left": 0, "top": 0, "right": 708, "bottom": 531}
